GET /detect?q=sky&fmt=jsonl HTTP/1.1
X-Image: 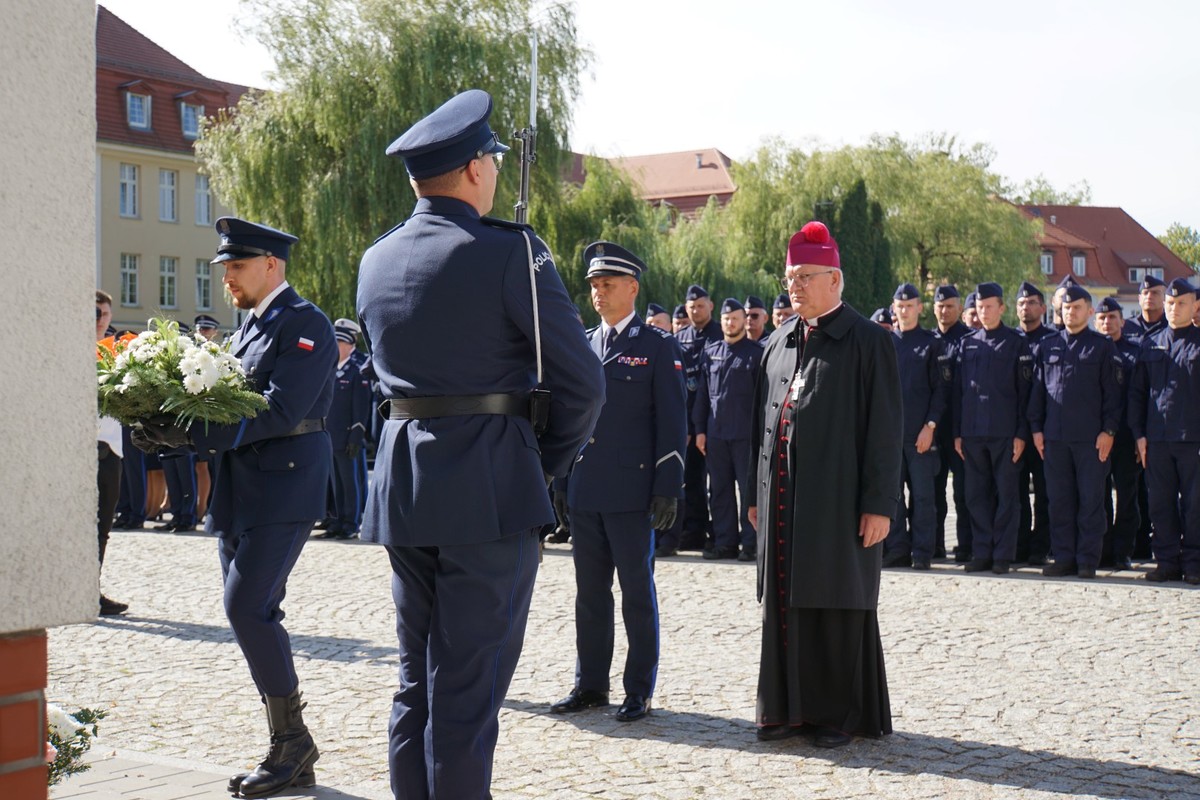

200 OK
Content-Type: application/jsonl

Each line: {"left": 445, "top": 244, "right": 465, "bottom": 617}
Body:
{"left": 100, "top": 0, "right": 1198, "bottom": 236}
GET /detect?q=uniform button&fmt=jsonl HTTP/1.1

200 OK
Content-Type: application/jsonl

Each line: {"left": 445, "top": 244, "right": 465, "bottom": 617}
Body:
{"left": 209, "top": 449, "right": 217, "bottom": 455}
{"left": 288, "top": 461, "right": 295, "bottom": 468}
{"left": 639, "top": 464, "right": 645, "bottom": 469}
{"left": 772, "top": 402, "right": 779, "bottom": 409}
{"left": 589, "top": 437, "right": 595, "bottom": 444}
{"left": 780, "top": 377, "right": 788, "bottom": 384}
{"left": 766, "top": 427, "right": 772, "bottom": 434}
{"left": 625, "top": 376, "right": 632, "bottom": 381}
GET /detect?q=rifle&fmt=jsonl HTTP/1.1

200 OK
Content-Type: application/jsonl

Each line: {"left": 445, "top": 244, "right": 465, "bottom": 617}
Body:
{"left": 513, "top": 31, "right": 538, "bottom": 225}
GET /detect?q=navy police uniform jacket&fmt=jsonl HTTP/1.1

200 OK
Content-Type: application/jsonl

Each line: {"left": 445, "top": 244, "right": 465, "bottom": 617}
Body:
{"left": 1128, "top": 326, "right": 1200, "bottom": 443}
{"left": 1027, "top": 328, "right": 1123, "bottom": 442}
{"left": 892, "top": 327, "right": 949, "bottom": 443}
{"left": 952, "top": 325, "right": 1033, "bottom": 441}
{"left": 356, "top": 196, "right": 605, "bottom": 546}
{"left": 328, "top": 356, "right": 373, "bottom": 449}
{"left": 1111, "top": 336, "right": 1140, "bottom": 431}
{"left": 692, "top": 336, "right": 763, "bottom": 441}
{"left": 191, "top": 285, "right": 337, "bottom": 537}
{"left": 568, "top": 316, "right": 687, "bottom": 512}
{"left": 1122, "top": 314, "right": 1167, "bottom": 347}
{"left": 676, "top": 319, "right": 722, "bottom": 435}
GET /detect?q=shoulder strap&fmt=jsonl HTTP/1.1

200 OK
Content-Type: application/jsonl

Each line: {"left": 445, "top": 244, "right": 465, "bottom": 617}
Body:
{"left": 520, "top": 230, "right": 543, "bottom": 384}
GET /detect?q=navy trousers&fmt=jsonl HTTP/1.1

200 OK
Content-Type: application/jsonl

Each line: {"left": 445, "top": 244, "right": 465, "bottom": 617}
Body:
{"left": 886, "top": 444, "right": 940, "bottom": 561}
{"left": 1103, "top": 430, "right": 1141, "bottom": 563}
{"left": 570, "top": 508, "right": 659, "bottom": 699}
{"left": 114, "top": 426, "right": 146, "bottom": 525}
{"left": 681, "top": 441, "right": 711, "bottom": 547}
{"left": 1017, "top": 446, "right": 1050, "bottom": 561}
{"left": 329, "top": 450, "right": 363, "bottom": 532}
{"left": 935, "top": 433, "right": 972, "bottom": 557}
{"left": 706, "top": 437, "right": 753, "bottom": 551}
{"left": 1145, "top": 442, "right": 1200, "bottom": 574}
{"left": 963, "top": 438, "right": 1021, "bottom": 563}
{"left": 385, "top": 531, "right": 538, "bottom": 800}
{"left": 1044, "top": 440, "right": 1110, "bottom": 569}
{"left": 218, "top": 522, "right": 312, "bottom": 697}
{"left": 161, "top": 450, "right": 197, "bottom": 527}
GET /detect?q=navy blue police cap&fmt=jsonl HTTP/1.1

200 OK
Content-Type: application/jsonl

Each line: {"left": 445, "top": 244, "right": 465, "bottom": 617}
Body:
{"left": 212, "top": 217, "right": 298, "bottom": 264}
{"left": 1140, "top": 275, "right": 1166, "bottom": 291}
{"left": 1016, "top": 281, "right": 1044, "bottom": 300}
{"left": 686, "top": 284, "right": 709, "bottom": 301}
{"left": 333, "top": 317, "right": 361, "bottom": 342}
{"left": 893, "top": 283, "right": 920, "bottom": 301}
{"left": 964, "top": 292, "right": 977, "bottom": 309}
{"left": 1096, "top": 297, "right": 1122, "bottom": 314}
{"left": 976, "top": 282, "right": 1004, "bottom": 301}
{"left": 1057, "top": 274, "right": 1081, "bottom": 290}
{"left": 673, "top": 304, "right": 688, "bottom": 320}
{"left": 721, "top": 297, "right": 745, "bottom": 315}
{"left": 385, "top": 89, "right": 510, "bottom": 179}
{"left": 583, "top": 241, "right": 646, "bottom": 281}
{"left": 772, "top": 293, "right": 791, "bottom": 310}
{"left": 646, "top": 302, "right": 667, "bottom": 317}
{"left": 745, "top": 295, "right": 766, "bottom": 311}
{"left": 933, "top": 284, "right": 959, "bottom": 302}
{"left": 870, "top": 307, "right": 893, "bottom": 325}
{"left": 1167, "top": 277, "right": 1196, "bottom": 297}
{"left": 1062, "top": 285, "right": 1092, "bottom": 304}
{"left": 193, "top": 314, "right": 219, "bottom": 331}
{"left": 177, "top": 322, "right": 192, "bottom": 335}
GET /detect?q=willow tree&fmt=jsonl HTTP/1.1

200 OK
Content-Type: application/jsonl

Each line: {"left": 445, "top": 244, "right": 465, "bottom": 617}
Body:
{"left": 196, "top": 0, "right": 590, "bottom": 319}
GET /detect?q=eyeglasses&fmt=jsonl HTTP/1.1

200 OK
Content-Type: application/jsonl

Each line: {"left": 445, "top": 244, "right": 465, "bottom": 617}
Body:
{"left": 781, "top": 269, "right": 837, "bottom": 289}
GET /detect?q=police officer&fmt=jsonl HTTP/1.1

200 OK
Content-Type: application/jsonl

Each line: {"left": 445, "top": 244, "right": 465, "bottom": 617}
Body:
{"left": 1095, "top": 297, "right": 1141, "bottom": 569}
{"left": 319, "top": 320, "right": 373, "bottom": 539}
{"left": 357, "top": 90, "right": 604, "bottom": 800}
{"left": 1123, "top": 275, "right": 1168, "bottom": 345}
{"left": 953, "top": 283, "right": 1033, "bottom": 574}
{"left": 932, "top": 284, "right": 971, "bottom": 561}
{"left": 1015, "top": 281, "right": 1054, "bottom": 565}
{"left": 771, "top": 292, "right": 796, "bottom": 330}
{"left": 194, "top": 313, "right": 221, "bottom": 341}
{"left": 962, "top": 292, "right": 981, "bottom": 329}
{"left": 131, "top": 217, "right": 336, "bottom": 797}
{"left": 883, "top": 283, "right": 948, "bottom": 570}
{"left": 1128, "top": 278, "right": 1200, "bottom": 584}
{"left": 645, "top": 302, "right": 672, "bottom": 332}
{"left": 551, "top": 241, "right": 686, "bottom": 723}
{"left": 870, "top": 306, "right": 893, "bottom": 330}
{"left": 671, "top": 303, "right": 689, "bottom": 334}
{"left": 1028, "top": 285, "right": 1123, "bottom": 579}
{"left": 745, "top": 295, "right": 770, "bottom": 342}
{"left": 693, "top": 298, "right": 763, "bottom": 561}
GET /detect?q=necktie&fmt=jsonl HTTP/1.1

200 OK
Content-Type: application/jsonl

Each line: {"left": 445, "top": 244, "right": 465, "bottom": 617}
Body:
{"left": 602, "top": 326, "right": 618, "bottom": 358}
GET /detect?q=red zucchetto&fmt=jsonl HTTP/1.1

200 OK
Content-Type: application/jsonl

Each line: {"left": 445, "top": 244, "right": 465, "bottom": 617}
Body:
{"left": 786, "top": 221, "right": 840, "bottom": 269}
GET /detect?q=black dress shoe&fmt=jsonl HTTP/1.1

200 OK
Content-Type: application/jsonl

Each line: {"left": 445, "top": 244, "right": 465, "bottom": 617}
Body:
{"left": 703, "top": 547, "right": 738, "bottom": 560}
{"left": 1184, "top": 573, "right": 1200, "bottom": 586}
{"left": 1026, "top": 554, "right": 1048, "bottom": 567}
{"left": 954, "top": 550, "right": 973, "bottom": 563}
{"left": 152, "top": 521, "right": 176, "bottom": 531}
{"left": 756, "top": 724, "right": 803, "bottom": 742}
{"left": 991, "top": 561, "right": 1011, "bottom": 574}
{"left": 813, "top": 728, "right": 853, "bottom": 748}
{"left": 882, "top": 551, "right": 911, "bottom": 568}
{"left": 1145, "top": 567, "right": 1182, "bottom": 583}
{"left": 963, "top": 559, "right": 992, "bottom": 573}
{"left": 550, "top": 688, "right": 608, "bottom": 713}
{"left": 1042, "top": 561, "right": 1076, "bottom": 577}
{"left": 99, "top": 595, "right": 128, "bottom": 615}
{"left": 1076, "top": 565, "right": 1097, "bottom": 579}
{"left": 654, "top": 545, "right": 678, "bottom": 558}
{"left": 911, "top": 558, "right": 931, "bottom": 570}
{"left": 615, "top": 695, "right": 650, "bottom": 722}
{"left": 737, "top": 548, "right": 757, "bottom": 562}
{"left": 547, "top": 526, "right": 571, "bottom": 544}
{"left": 1115, "top": 557, "right": 1133, "bottom": 570}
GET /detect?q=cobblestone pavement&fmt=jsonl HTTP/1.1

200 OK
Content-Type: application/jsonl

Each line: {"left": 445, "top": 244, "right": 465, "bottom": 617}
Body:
{"left": 50, "top": 525, "right": 1200, "bottom": 800}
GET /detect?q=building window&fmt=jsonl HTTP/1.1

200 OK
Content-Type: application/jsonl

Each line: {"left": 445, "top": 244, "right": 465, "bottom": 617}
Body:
{"left": 181, "top": 102, "right": 204, "bottom": 139}
{"left": 120, "top": 254, "right": 139, "bottom": 306}
{"left": 1039, "top": 251, "right": 1054, "bottom": 275}
{"left": 126, "top": 92, "right": 151, "bottom": 129}
{"left": 1129, "top": 267, "right": 1165, "bottom": 284}
{"left": 195, "top": 175, "right": 212, "bottom": 225}
{"left": 196, "top": 259, "right": 212, "bottom": 310}
{"left": 119, "top": 163, "right": 139, "bottom": 217}
{"left": 1072, "top": 252, "right": 1086, "bottom": 276}
{"left": 159, "top": 170, "right": 178, "bottom": 222}
{"left": 160, "top": 256, "right": 178, "bottom": 308}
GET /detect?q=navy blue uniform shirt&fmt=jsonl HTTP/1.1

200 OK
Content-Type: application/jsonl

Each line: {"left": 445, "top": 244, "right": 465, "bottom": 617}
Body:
{"left": 953, "top": 325, "right": 1034, "bottom": 441}
{"left": 692, "top": 335, "right": 763, "bottom": 441}
{"left": 1128, "top": 325, "right": 1200, "bottom": 443}
{"left": 1028, "top": 327, "right": 1123, "bottom": 442}
{"left": 328, "top": 356, "right": 373, "bottom": 448}
{"left": 891, "top": 326, "right": 949, "bottom": 443}
{"left": 676, "top": 319, "right": 722, "bottom": 434}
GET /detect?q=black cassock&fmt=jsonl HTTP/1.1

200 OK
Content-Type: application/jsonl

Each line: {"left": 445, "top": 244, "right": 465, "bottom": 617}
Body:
{"left": 750, "top": 304, "right": 902, "bottom": 737}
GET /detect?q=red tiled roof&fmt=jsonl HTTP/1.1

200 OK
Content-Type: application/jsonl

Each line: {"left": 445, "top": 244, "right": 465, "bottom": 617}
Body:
{"left": 610, "top": 148, "right": 736, "bottom": 207}
{"left": 96, "top": 6, "right": 254, "bottom": 153}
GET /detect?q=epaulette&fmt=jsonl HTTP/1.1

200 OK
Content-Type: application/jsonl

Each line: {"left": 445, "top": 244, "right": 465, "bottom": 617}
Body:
{"left": 480, "top": 216, "right": 533, "bottom": 233}
{"left": 289, "top": 298, "right": 313, "bottom": 311}
{"left": 585, "top": 324, "right": 600, "bottom": 337}
{"left": 373, "top": 220, "right": 406, "bottom": 244}
{"left": 646, "top": 325, "right": 673, "bottom": 339}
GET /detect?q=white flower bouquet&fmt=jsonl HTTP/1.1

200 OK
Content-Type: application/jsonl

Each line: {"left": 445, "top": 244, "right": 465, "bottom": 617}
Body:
{"left": 46, "top": 704, "right": 105, "bottom": 785}
{"left": 97, "top": 318, "right": 267, "bottom": 430}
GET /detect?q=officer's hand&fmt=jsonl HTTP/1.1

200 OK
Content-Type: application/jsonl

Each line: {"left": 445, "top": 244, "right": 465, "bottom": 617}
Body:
{"left": 748, "top": 505, "right": 758, "bottom": 532}
{"left": 129, "top": 427, "right": 161, "bottom": 454}
{"left": 695, "top": 433, "right": 707, "bottom": 456}
{"left": 649, "top": 495, "right": 677, "bottom": 531}
{"left": 1012, "top": 437, "right": 1026, "bottom": 463}
{"left": 915, "top": 426, "right": 934, "bottom": 454}
{"left": 1136, "top": 437, "right": 1148, "bottom": 467}
{"left": 344, "top": 441, "right": 361, "bottom": 459}
{"left": 137, "top": 416, "right": 191, "bottom": 449}
{"left": 553, "top": 490, "right": 569, "bottom": 527}
{"left": 954, "top": 437, "right": 964, "bottom": 460}
{"left": 1032, "top": 432, "right": 1045, "bottom": 460}
{"left": 859, "top": 513, "right": 890, "bottom": 548}
{"left": 1096, "top": 432, "right": 1114, "bottom": 463}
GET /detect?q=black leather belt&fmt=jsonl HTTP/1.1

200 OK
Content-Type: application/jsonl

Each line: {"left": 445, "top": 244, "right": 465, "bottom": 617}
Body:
{"left": 281, "top": 418, "right": 326, "bottom": 437}
{"left": 388, "top": 393, "right": 528, "bottom": 420}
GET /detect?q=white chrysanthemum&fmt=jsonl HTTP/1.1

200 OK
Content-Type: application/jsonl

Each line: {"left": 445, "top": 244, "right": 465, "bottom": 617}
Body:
{"left": 113, "top": 352, "right": 130, "bottom": 370}
{"left": 98, "top": 374, "right": 110, "bottom": 385}
{"left": 46, "top": 705, "right": 84, "bottom": 739}
{"left": 121, "top": 372, "right": 139, "bottom": 388}
{"left": 182, "top": 374, "right": 206, "bottom": 394}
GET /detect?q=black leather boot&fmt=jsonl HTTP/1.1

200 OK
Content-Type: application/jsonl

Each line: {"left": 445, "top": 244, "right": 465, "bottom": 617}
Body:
{"left": 234, "top": 689, "right": 319, "bottom": 798}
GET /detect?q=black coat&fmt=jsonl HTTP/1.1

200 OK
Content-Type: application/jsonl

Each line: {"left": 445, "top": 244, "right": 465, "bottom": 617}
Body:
{"left": 750, "top": 305, "right": 903, "bottom": 610}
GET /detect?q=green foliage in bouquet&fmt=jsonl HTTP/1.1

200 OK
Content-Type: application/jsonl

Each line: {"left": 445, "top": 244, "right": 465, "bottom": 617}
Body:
{"left": 97, "top": 318, "right": 268, "bottom": 430}
{"left": 47, "top": 706, "right": 106, "bottom": 785}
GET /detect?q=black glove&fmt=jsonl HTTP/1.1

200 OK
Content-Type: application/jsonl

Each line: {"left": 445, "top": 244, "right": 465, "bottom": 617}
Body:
{"left": 649, "top": 495, "right": 677, "bottom": 531}
{"left": 344, "top": 441, "right": 361, "bottom": 459}
{"left": 553, "top": 490, "right": 569, "bottom": 528}
{"left": 135, "top": 415, "right": 191, "bottom": 449}
{"left": 129, "top": 427, "right": 161, "bottom": 454}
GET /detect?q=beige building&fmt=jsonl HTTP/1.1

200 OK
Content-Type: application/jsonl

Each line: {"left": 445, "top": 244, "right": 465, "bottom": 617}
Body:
{"left": 96, "top": 6, "right": 251, "bottom": 333}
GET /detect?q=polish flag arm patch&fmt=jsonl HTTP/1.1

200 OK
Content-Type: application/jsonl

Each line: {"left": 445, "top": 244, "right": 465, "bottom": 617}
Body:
{"left": 674, "top": 360, "right": 683, "bottom": 370}
{"left": 298, "top": 337, "right": 315, "bottom": 351}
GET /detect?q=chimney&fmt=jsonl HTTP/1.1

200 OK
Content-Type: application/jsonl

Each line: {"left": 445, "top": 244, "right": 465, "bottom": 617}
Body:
{"left": 1050, "top": 215, "right": 1056, "bottom": 225}
{"left": 696, "top": 153, "right": 703, "bottom": 169}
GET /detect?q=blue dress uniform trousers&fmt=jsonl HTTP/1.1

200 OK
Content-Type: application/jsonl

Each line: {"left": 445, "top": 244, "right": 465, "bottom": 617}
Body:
{"left": 385, "top": 531, "right": 538, "bottom": 800}
{"left": 327, "top": 359, "right": 373, "bottom": 533}
{"left": 160, "top": 448, "right": 197, "bottom": 527}
{"left": 115, "top": 425, "right": 146, "bottom": 526}
{"left": 705, "top": 437, "right": 754, "bottom": 551}
{"left": 1044, "top": 442, "right": 1110, "bottom": 568}
{"left": 1103, "top": 429, "right": 1141, "bottom": 563}
{"left": 571, "top": 510, "right": 659, "bottom": 697}
{"left": 1016, "top": 450, "right": 1049, "bottom": 561}
{"left": 1144, "top": 443, "right": 1200, "bottom": 573}
{"left": 674, "top": 319, "right": 722, "bottom": 546}
{"left": 963, "top": 439, "right": 1021, "bottom": 562}
{"left": 887, "top": 444, "right": 940, "bottom": 561}
{"left": 934, "top": 434, "right": 971, "bottom": 557}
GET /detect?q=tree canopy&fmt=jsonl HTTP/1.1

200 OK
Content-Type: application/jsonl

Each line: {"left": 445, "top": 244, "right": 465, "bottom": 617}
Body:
{"left": 1159, "top": 223, "right": 1200, "bottom": 271}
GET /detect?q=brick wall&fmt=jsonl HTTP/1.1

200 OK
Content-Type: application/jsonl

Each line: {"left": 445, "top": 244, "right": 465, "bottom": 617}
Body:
{"left": 0, "top": 631, "right": 48, "bottom": 800}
